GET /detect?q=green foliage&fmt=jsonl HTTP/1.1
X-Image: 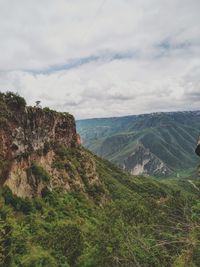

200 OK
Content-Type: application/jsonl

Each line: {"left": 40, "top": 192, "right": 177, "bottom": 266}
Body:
{"left": 1, "top": 186, "right": 34, "bottom": 214}
{"left": 30, "top": 163, "right": 50, "bottom": 182}
{"left": 0, "top": 221, "right": 12, "bottom": 267}
{"left": 0, "top": 92, "right": 199, "bottom": 266}
{"left": 20, "top": 247, "right": 58, "bottom": 267}
{"left": 53, "top": 146, "right": 80, "bottom": 169}
{"left": 0, "top": 147, "right": 200, "bottom": 266}
{"left": 50, "top": 222, "right": 83, "bottom": 266}
{"left": 52, "top": 145, "right": 106, "bottom": 201}
{"left": 0, "top": 203, "right": 12, "bottom": 267}
{"left": 191, "top": 202, "right": 200, "bottom": 223}
{"left": 77, "top": 111, "right": 200, "bottom": 176}
{"left": 0, "top": 91, "right": 26, "bottom": 109}
{"left": 55, "top": 145, "right": 75, "bottom": 160}
{"left": 86, "top": 184, "right": 105, "bottom": 200}
{"left": 43, "top": 107, "right": 51, "bottom": 113}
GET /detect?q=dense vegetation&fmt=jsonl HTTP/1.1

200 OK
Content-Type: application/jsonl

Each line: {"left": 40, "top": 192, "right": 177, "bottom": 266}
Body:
{"left": 77, "top": 112, "right": 200, "bottom": 176}
{"left": 0, "top": 93, "right": 200, "bottom": 266}
{"left": 0, "top": 92, "right": 26, "bottom": 109}
{"left": 0, "top": 147, "right": 200, "bottom": 267}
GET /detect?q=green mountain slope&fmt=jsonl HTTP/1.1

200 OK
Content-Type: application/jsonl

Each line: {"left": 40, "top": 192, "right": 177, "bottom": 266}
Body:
{"left": 1, "top": 147, "right": 200, "bottom": 267}
{"left": 1, "top": 93, "right": 200, "bottom": 267}
{"left": 77, "top": 111, "right": 200, "bottom": 176}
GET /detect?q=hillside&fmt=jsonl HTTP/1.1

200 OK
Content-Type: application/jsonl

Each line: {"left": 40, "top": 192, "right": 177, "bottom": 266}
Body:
{"left": 2, "top": 151, "right": 200, "bottom": 267}
{"left": 77, "top": 111, "right": 200, "bottom": 177}
{"left": 1, "top": 92, "right": 200, "bottom": 266}
{"left": 0, "top": 92, "right": 105, "bottom": 201}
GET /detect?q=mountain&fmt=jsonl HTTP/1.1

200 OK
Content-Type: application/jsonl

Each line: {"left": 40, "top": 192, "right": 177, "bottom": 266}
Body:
{"left": 77, "top": 111, "right": 200, "bottom": 176}
{"left": 1, "top": 92, "right": 200, "bottom": 267}
{"left": 0, "top": 92, "right": 104, "bottom": 200}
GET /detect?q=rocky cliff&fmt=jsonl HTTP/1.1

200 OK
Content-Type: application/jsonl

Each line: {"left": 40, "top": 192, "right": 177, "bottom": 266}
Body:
{"left": 0, "top": 92, "right": 102, "bottom": 198}
{"left": 123, "top": 145, "right": 172, "bottom": 176}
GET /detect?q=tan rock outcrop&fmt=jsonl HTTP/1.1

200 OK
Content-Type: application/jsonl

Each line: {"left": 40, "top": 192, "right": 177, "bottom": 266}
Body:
{"left": 0, "top": 93, "right": 102, "bottom": 198}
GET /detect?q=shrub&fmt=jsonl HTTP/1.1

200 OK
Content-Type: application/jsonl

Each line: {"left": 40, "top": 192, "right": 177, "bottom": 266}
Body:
{"left": 41, "top": 187, "right": 58, "bottom": 206}
{"left": 0, "top": 220, "right": 12, "bottom": 266}
{"left": 3, "top": 92, "right": 26, "bottom": 109}
{"left": 1, "top": 186, "right": 34, "bottom": 214}
{"left": 20, "top": 247, "right": 57, "bottom": 267}
{"left": 81, "top": 174, "right": 89, "bottom": 187}
{"left": 43, "top": 107, "right": 51, "bottom": 113}
{"left": 51, "top": 160, "right": 65, "bottom": 170}
{"left": 192, "top": 202, "right": 200, "bottom": 223}
{"left": 55, "top": 145, "right": 70, "bottom": 159}
{"left": 30, "top": 163, "right": 50, "bottom": 183}
{"left": 51, "top": 222, "right": 83, "bottom": 266}
{"left": 87, "top": 184, "right": 106, "bottom": 200}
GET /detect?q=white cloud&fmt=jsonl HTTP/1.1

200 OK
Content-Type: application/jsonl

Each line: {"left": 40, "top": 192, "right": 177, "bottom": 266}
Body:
{"left": 0, "top": 0, "right": 199, "bottom": 118}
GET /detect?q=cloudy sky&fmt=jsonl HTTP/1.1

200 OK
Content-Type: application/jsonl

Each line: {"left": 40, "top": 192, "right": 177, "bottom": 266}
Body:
{"left": 0, "top": 0, "right": 200, "bottom": 119}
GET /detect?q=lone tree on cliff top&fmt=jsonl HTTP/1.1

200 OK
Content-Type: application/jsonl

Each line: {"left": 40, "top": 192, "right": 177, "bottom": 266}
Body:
{"left": 35, "top": 101, "right": 42, "bottom": 108}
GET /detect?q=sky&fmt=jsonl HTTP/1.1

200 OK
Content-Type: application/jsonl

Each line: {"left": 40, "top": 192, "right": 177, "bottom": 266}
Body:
{"left": 0, "top": 0, "right": 200, "bottom": 119}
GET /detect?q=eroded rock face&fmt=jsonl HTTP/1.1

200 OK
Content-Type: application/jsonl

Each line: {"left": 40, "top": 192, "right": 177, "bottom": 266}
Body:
{"left": 123, "top": 145, "right": 172, "bottom": 176}
{"left": 195, "top": 136, "right": 200, "bottom": 157}
{"left": 1, "top": 107, "right": 76, "bottom": 160}
{"left": 0, "top": 93, "right": 102, "bottom": 198}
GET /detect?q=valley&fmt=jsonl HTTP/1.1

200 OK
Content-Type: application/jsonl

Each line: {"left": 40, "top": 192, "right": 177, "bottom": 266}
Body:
{"left": 77, "top": 111, "right": 200, "bottom": 177}
{"left": 0, "top": 93, "right": 200, "bottom": 267}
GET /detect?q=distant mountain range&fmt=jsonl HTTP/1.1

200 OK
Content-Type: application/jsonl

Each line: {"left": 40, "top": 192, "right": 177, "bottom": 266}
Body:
{"left": 77, "top": 111, "right": 200, "bottom": 177}
{"left": 2, "top": 93, "right": 200, "bottom": 266}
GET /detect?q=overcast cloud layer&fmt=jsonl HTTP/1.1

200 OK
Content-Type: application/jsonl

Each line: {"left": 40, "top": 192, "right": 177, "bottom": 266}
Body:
{"left": 0, "top": 0, "right": 200, "bottom": 119}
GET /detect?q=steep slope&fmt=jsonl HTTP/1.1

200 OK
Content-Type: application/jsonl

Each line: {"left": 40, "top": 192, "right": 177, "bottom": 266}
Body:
{"left": 1, "top": 143, "right": 200, "bottom": 267}
{"left": 0, "top": 92, "right": 103, "bottom": 198}
{"left": 1, "top": 93, "right": 200, "bottom": 266}
{"left": 124, "top": 145, "right": 171, "bottom": 176}
{"left": 77, "top": 111, "right": 200, "bottom": 176}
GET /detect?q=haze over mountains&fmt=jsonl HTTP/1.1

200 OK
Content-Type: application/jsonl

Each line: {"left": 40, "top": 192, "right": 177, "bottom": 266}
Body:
{"left": 77, "top": 110, "right": 200, "bottom": 177}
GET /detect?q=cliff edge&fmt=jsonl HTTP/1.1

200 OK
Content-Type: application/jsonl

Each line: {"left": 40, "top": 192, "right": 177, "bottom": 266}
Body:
{"left": 0, "top": 92, "right": 102, "bottom": 198}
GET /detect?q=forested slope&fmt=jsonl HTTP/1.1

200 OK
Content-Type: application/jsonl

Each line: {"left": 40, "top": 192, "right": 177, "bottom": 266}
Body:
{"left": 1, "top": 93, "right": 200, "bottom": 267}
{"left": 77, "top": 112, "right": 200, "bottom": 176}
